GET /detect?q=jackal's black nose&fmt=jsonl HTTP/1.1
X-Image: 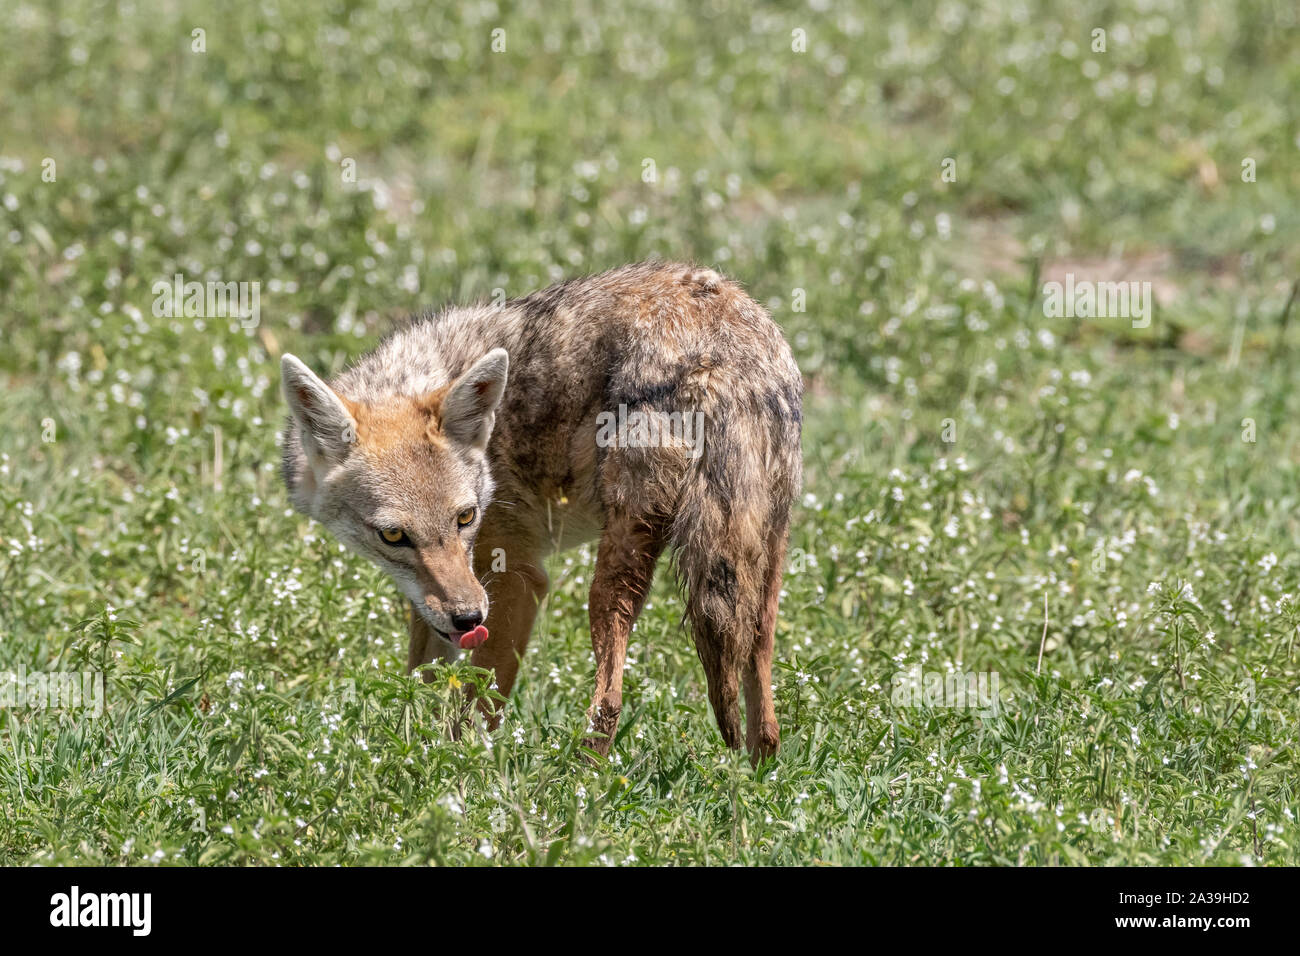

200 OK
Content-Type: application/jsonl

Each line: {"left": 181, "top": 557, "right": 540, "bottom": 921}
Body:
{"left": 451, "top": 610, "right": 483, "bottom": 632}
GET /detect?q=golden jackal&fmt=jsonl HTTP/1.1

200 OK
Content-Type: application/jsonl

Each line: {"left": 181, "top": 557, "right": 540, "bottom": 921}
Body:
{"left": 280, "top": 262, "right": 802, "bottom": 761}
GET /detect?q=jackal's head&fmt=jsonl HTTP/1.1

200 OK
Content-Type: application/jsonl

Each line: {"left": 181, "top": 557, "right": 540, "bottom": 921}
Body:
{"left": 278, "top": 349, "right": 508, "bottom": 647}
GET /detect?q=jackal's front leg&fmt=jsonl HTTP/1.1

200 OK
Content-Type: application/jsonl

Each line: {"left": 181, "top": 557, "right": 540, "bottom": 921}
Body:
{"left": 407, "top": 601, "right": 455, "bottom": 677}
{"left": 463, "top": 521, "right": 548, "bottom": 728}
{"left": 584, "top": 514, "right": 666, "bottom": 757}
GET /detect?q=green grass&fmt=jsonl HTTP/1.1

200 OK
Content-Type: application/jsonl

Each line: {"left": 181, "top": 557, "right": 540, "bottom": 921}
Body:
{"left": 1, "top": 0, "right": 1298, "bottom": 865}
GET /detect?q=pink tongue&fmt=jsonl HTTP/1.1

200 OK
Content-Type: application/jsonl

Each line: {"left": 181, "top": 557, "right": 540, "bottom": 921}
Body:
{"left": 459, "top": 625, "right": 489, "bottom": 649}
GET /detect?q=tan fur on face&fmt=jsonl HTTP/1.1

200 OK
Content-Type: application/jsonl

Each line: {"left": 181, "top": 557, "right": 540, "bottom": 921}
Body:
{"left": 347, "top": 399, "right": 492, "bottom": 634}
{"left": 282, "top": 374, "right": 497, "bottom": 639}
{"left": 350, "top": 389, "right": 450, "bottom": 452}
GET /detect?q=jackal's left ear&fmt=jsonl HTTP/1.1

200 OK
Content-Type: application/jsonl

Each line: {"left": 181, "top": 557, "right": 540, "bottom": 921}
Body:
{"left": 442, "top": 348, "right": 509, "bottom": 449}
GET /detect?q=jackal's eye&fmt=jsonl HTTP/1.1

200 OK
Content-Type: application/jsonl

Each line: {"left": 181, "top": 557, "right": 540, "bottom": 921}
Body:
{"left": 378, "top": 527, "right": 411, "bottom": 547}
{"left": 456, "top": 507, "right": 477, "bottom": 527}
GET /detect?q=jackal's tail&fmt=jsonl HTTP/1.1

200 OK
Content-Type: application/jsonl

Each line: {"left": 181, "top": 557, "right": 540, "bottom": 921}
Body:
{"left": 670, "top": 385, "right": 801, "bottom": 751}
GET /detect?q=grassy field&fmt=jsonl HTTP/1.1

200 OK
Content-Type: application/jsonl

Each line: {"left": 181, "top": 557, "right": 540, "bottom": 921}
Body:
{"left": 1, "top": 0, "right": 1298, "bottom": 865}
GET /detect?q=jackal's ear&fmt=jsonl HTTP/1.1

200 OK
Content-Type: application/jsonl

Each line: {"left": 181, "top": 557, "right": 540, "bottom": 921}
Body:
{"left": 442, "top": 348, "right": 509, "bottom": 449}
{"left": 281, "top": 353, "right": 358, "bottom": 465}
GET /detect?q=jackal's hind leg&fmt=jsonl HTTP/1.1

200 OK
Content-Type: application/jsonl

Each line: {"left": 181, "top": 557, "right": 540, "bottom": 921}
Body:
{"left": 743, "top": 522, "right": 787, "bottom": 765}
{"left": 584, "top": 514, "right": 666, "bottom": 757}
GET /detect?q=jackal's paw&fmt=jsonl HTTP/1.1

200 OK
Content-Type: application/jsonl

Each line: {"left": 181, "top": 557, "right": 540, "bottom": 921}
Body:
{"left": 580, "top": 735, "right": 613, "bottom": 762}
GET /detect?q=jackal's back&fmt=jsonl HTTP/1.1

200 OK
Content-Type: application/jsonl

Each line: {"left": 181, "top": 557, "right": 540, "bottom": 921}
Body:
{"left": 491, "top": 263, "right": 801, "bottom": 534}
